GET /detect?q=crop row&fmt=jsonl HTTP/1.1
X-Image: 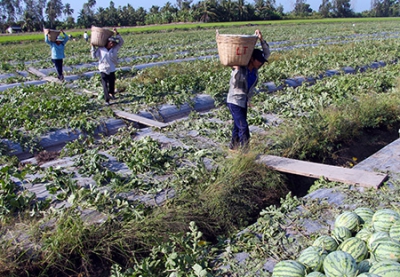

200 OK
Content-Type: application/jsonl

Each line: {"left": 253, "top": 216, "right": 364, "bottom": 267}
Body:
{"left": 1, "top": 21, "right": 400, "bottom": 75}
{"left": 1, "top": 36, "right": 399, "bottom": 153}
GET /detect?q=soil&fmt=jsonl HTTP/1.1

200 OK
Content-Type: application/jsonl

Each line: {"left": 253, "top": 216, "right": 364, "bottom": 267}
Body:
{"left": 325, "top": 127, "right": 399, "bottom": 168}
{"left": 35, "top": 150, "right": 60, "bottom": 165}
{"left": 284, "top": 126, "right": 400, "bottom": 198}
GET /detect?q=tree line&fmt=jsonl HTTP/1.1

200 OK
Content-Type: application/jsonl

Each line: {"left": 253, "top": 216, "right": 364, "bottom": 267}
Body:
{"left": 1, "top": 0, "right": 399, "bottom": 33}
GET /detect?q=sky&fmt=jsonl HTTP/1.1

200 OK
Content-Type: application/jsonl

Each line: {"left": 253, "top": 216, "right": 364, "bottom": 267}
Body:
{"left": 67, "top": 0, "right": 369, "bottom": 19}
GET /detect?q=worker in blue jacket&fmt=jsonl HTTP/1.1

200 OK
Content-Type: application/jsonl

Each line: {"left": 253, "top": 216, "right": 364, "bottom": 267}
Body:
{"left": 45, "top": 29, "right": 69, "bottom": 81}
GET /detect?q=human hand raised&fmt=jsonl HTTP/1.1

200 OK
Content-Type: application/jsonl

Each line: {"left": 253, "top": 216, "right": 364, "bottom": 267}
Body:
{"left": 255, "top": 29, "right": 263, "bottom": 41}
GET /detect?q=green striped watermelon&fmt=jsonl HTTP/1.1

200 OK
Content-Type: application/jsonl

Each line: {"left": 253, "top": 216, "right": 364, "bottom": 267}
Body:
{"left": 389, "top": 220, "right": 400, "bottom": 241}
{"left": 338, "top": 237, "right": 368, "bottom": 262}
{"left": 334, "top": 211, "right": 361, "bottom": 233}
{"left": 323, "top": 251, "right": 358, "bottom": 277}
{"left": 372, "top": 209, "right": 400, "bottom": 233}
{"left": 372, "top": 239, "right": 400, "bottom": 262}
{"left": 305, "top": 272, "right": 325, "bottom": 277}
{"left": 355, "top": 228, "right": 373, "bottom": 243}
{"left": 357, "top": 259, "right": 373, "bottom": 273}
{"left": 369, "top": 237, "right": 394, "bottom": 257}
{"left": 354, "top": 207, "right": 375, "bottom": 226}
{"left": 313, "top": 235, "right": 338, "bottom": 253}
{"left": 369, "top": 260, "right": 400, "bottom": 277}
{"left": 331, "top": 226, "right": 352, "bottom": 244}
{"left": 356, "top": 274, "right": 380, "bottom": 277}
{"left": 297, "top": 246, "right": 327, "bottom": 272}
{"left": 272, "top": 260, "right": 306, "bottom": 277}
{"left": 368, "top": 231, "right": 390, "bottom": 250}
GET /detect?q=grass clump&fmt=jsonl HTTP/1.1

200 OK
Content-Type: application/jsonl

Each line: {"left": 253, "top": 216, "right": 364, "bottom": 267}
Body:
{"left": 0, "top": 151, "right": 289, "bottom": 276}
{"left": 270, "top": 89, "right": 400, "bottom": 162}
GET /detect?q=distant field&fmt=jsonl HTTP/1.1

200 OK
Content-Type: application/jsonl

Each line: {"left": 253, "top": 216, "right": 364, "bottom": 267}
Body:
{"left": 1, "top": 17, "right": 400, "bottom": 44}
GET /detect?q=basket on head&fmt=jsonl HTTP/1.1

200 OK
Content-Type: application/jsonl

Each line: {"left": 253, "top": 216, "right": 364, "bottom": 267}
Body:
{"left": 90, "top": 26, "right": 114, "bottom": 47}
{"left": 44, "top": 29, "right": 61, "bottom": 42}
{"left": 216, "top": 30, "right": 258, "bottom": 66}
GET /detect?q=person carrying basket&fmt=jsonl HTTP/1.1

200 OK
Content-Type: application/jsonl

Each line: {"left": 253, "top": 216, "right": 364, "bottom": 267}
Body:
{"left": 90, "top": 28, "right": 124, "bottom": 105}
{"left": 227, "top": 29, "right": 270, "bottom": 152}
{"left": 45, "top": 29, "right": 69, "bottom": 81}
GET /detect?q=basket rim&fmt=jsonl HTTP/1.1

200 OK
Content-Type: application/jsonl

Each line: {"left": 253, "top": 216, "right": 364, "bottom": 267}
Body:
{"left": 217, "top": 34, "right": 257, "bottom": 38}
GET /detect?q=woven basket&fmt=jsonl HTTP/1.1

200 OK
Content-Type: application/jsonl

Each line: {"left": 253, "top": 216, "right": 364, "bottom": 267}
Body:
{"left": 44, "top": 29, "right": 61, "bottom": 42}
{"left": 216, "top": 30, "right": 258, "bottom": 66}
{"left": 91, "top": 26, "right": 114, "bottom": 47}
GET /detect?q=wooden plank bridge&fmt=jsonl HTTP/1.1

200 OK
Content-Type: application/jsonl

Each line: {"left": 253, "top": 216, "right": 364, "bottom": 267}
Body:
{"left": 257, "top": 155, "right": 388, "bottom": 189}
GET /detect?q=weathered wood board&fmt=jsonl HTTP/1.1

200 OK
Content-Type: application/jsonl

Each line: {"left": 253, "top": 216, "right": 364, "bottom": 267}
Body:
{"left": 114, "top": 110, "right": 168, "bottom": 128}
{"left": 82, "top": 89, "right": 99, "bottom": 96}
{"left": 29, "top": 67, "right": 62, "bottom": 84}
{"left": 43, "top": 76, "right": 62, "bottom": 83}
{"left": 28, "top": 67, "right": 47, "bottom": 78}
{"left": 257, "top": 155, "right": 388, "bottom": 189}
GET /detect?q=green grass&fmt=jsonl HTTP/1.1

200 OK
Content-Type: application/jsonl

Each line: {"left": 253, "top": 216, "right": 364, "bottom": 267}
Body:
{"left": 1, "top": 17, "right": 400, "bottom": 44}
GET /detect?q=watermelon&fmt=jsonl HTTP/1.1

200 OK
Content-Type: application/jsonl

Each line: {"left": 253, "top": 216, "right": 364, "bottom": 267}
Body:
{"left": 306, "top": 272, "right": 325, "bottom": 277}
{"left": 372, "top": 209, "right": 400, "bottom": 233}
{"left": 355, "top": 228, "right": 373, "bottom": 242}
{"left": 334, "top": 211, "right": 361, "bottom": 233}
{"left": 323, "top": 251, "right": 358, "bottom": 277}
{"left": 354, "top": 207, "right": 375, "bottom": 226}
{"left": 369, "top": 260, "right": 400, "bottom": 277}
{"left": 368, "top": 231, "right": 390, "bottom": 250}
{"left": 338, "top": 237, "right": 368, "bottom": 262}
{"left": 356, "top": 274, "right": 380, "bottom": 277}
{"left": 331, "top": 226, "right": 352, "bottom": 244}
{"left": 357, "top": 259, "right": 373, "bottom": 273}
{"left": 372, "top": 239, "right": 400, "bottom": 262}
{"left": 389, "top": 220, "right": 400, "bottom": 241}
{"left": 313, "top": 235, "right": 338, "bottom": 253}
{"left": 272, "top": 260, "right": 306, "bottom": 277}
{"left": 297, "top": 246, "right": 327, "bottom": 272}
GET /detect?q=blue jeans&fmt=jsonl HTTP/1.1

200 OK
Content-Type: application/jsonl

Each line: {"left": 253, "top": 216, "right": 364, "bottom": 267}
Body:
{"left": 228, "top": 103, "right": 249, "bottom": 149}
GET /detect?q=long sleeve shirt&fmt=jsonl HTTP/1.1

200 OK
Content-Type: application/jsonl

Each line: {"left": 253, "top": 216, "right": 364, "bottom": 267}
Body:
{"left": 45, "top": 33, "right": 69, "bottom": 59}
{"left": 91, "top": 34, "right": 124, "bottom": 75}
{"left": 227, "top": 40, "right": 270, "bottom": 108}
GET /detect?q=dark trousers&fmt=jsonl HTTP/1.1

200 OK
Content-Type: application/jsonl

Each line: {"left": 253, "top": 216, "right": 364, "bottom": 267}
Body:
{"left": 100, "top": 72, "right": 116, "bottom": 102}
{"left": 228, "top": 103, "right": 250, "bottom": 149}
{"left": 51, "top": 59, "right": 63, "bottom": 79}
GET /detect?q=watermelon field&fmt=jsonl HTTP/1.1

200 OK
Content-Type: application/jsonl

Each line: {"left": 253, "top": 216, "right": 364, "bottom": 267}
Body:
{"left": 1, "top": 19, "right": 400, "bottom": 276}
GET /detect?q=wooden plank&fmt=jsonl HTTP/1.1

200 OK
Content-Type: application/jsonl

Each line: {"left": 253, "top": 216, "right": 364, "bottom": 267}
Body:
{"left": 114, "top": 110, "right": 168, "bottom": 128}
{"left": 29, "top": 67, "right": 62, "bottom": 84}
{"left": 82, "top": 89, "right": 99, "bottom": 96}
{"left": 28, "top": 67, "right": 47, "bottom": 78}
{"left": 257, "top": 155, "right": 388, "bottom": 189}
{"left": 43, "top": 76, "right": 62, "bottom": 84}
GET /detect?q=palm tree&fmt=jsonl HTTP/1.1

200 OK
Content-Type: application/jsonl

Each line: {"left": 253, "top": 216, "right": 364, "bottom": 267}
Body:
{"left": 198, "top": 0, "right": 218, "bottom": 22}
{"left": 45, "top": 0, "right": 64, "bottom": 28}
{"left": 0, "top": 0, "right": 21, "bottom": 22}
{"left": 63, "top": 3, "right": 74, "bottom": 17}
{"left": 236, "top": 0, "right": 246, "bottom": 20}
{"left": 87, "top": 0, "right": 96, "bottom": 9}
